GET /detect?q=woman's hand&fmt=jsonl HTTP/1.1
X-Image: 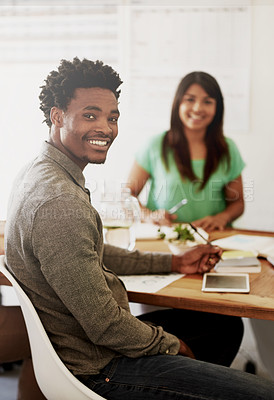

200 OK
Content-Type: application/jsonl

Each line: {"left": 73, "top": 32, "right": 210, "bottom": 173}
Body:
{"left": 149, "top": 209, "right": 177, "bottom": 226}
{"left": 193, "top": 175, "right": 245, "bottom": 233}
{"left": 171, "top": 244, "right": 222, "bottom": 275}
{"left": 192, "top": 214, "right": 229, "bottom": 232}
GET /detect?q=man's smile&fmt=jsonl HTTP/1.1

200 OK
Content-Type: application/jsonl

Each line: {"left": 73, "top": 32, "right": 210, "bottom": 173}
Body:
{"left": 86, "top": 139, "right": 109, "bottom": 147}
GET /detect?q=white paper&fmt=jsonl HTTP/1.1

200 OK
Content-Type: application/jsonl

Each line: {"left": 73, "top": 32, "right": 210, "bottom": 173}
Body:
{"left": 119, "top": 273, "right": 183, "bottom": 293}
{"left": 267, "top": 256, "right": 274, "bottom": 266}
{"left": 212, "top": 234, "right": 274, "bottom": 257}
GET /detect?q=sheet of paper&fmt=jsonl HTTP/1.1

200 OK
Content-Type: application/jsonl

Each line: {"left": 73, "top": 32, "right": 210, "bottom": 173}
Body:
{"left": 267, "top": 256, "right": 274, "bottom": 266}
{"left": 119, "top": 273, "right": 183, "bottom": 293}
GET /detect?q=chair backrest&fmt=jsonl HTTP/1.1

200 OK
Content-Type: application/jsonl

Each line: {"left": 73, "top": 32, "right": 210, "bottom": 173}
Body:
{"left": 0, "top": 255, "right": 105, "bottom": 400}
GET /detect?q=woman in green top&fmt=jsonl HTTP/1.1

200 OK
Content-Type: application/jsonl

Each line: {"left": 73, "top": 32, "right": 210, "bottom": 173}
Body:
{"left": 127, "top": 71, "right": 245, "bottom": 232}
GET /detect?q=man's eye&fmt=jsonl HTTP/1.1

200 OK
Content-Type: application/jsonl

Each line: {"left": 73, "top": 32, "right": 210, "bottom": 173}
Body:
{"left": 84, "top": 114, "right": 95, "bottom": 120}
{"left": 109, "top": 117, "right": 119, "bottom": 123}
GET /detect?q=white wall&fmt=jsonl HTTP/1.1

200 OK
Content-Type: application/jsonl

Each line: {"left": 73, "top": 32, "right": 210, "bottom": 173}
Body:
{"left": 231, "top": 3, "right": 274, "bottom": 231}
{"left": 1, "top": 1, "right": 274, "bottom": 232}
{"left": 0, "top": 63, "right": 52, "bottom": 217}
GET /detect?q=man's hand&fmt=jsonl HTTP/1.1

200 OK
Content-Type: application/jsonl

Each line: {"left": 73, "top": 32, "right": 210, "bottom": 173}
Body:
{"left": 171, "top": 244, "right": 222, "bottom": 275}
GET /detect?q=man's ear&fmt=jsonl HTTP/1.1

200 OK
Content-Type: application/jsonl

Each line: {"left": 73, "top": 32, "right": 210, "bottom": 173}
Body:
{"left": 50, "top": 107, "right": 64, "bottom": 127}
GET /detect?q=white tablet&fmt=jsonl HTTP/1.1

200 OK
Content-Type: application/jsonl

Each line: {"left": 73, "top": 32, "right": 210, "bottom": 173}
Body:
{"left": 202, "top": 273, "right": 250, "bottom": 293}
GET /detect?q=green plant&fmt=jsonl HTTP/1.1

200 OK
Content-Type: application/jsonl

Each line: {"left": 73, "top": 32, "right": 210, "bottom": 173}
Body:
{"left": 157, "top": 228, "right": 166, "bottom": 240}
{"left": 158, "top": 224, "right": 195, "bottom": 242}
{"left": 173, "top": 224, "right": 195, "bottom": 242}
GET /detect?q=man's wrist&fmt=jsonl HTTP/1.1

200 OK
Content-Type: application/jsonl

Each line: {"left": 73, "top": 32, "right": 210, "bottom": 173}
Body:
{"left": 171, "top": 254, "right": 180, "bottom": 273}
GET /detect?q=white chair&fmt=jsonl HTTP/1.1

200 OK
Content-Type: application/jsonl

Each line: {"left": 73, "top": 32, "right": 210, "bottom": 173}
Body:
{"left": 250, "top": 318, "right": 274, "bottom": 379}
{"left": 0, "top": 255, "right": 106, "bottom": 400}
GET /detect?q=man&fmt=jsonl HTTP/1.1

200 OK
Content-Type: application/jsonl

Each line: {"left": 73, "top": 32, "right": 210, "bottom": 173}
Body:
{"left": 5, "top": 58, "right": 274, "bottom": 399}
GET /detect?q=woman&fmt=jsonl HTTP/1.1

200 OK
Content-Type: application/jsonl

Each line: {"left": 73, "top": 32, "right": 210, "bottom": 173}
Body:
{"left": 127, "top": 71, "right": 245, "bottom": 232}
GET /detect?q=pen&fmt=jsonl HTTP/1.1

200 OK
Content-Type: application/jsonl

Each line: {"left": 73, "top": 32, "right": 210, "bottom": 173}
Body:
{"left": 168, "top": 199, "right": 188, "bottom": 214}
{"left": 188, "top": 222, "right": 223, "bottom": 260}
{"left": 188, "top": 222, "right": 211, "bottom": 245}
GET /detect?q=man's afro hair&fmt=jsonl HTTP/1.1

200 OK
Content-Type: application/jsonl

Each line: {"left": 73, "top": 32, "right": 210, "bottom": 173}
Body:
{"left": 39, "top": 57, "right": 123, "bottom": 127}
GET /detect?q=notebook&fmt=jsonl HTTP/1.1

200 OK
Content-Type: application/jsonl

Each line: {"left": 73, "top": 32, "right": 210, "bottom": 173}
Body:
{"left": 214, "top": 250, "right": 261, "bottom": 273}
{"left": 212, "top": 234, "right": 274, "bottom": 261}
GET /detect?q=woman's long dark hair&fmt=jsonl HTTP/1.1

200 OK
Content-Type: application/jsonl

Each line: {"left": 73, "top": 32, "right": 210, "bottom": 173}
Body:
{"left": 162, "top": 71, "right": 230, "bottom": 189}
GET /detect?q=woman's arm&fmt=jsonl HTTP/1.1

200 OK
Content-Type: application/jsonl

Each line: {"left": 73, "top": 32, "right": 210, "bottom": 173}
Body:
{"left": 223, "top": 174, "right": 245, "bottom": 220}
{"left": 127, "top": 161, "right": 150, "bottom": 198}
{"left": 127, "top": 161, "right": 151, "bottom": 221}
{"left": 193, "top": 175, "right": 244, "bottom": 232}
{"left": 127, "top": 161, "right": 176, "bottom": 225}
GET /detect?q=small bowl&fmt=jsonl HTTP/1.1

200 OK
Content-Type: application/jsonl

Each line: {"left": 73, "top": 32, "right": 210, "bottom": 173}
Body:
{"left": 166, "top": 240, "right": 196, "bottom": 255}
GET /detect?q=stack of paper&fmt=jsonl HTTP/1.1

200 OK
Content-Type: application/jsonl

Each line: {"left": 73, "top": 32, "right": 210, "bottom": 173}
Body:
{"left": 215, "top": 250, "right": 261, "bottom": 273}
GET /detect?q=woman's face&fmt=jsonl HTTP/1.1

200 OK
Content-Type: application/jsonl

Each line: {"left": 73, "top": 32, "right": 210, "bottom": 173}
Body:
{"left": 178, "top": 83, "right": 217, "bottom": 134}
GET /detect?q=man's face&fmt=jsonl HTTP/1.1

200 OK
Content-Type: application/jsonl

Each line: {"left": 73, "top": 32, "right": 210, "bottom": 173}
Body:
{"left": 50, "top": 87, "right": 120, "bottom": 170}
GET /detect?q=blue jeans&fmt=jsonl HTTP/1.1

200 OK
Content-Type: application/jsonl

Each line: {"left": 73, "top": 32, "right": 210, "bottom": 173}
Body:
{"left": 85, "top": 355, "right": 274, "bottom": 399}
{"left": 82, "top": 310, "right": 274, "bottom": 399}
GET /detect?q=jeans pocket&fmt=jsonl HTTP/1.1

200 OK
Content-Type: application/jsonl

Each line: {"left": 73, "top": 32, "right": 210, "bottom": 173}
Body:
{"left": 86, "top": 357, "right": 120, "bottom": 389}
{"left": 101, "top": 357, "right": 120, "bottom": 382}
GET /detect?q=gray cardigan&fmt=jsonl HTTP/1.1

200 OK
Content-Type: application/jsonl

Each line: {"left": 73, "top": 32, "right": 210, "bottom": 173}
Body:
{"left": 5, "top": 142, "right": 180, "bottom": 377}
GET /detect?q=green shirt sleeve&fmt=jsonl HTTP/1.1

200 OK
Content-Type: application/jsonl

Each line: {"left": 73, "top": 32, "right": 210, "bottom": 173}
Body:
{"left": 135, "top": 133, "right": 166, "bottom": 176}
{"left": 225, "top": 137, "right": 246, "bottom": 182}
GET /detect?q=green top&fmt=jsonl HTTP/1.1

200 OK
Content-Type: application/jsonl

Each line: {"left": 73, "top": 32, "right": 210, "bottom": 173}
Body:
{"left": 136, "top": 132, "right": 245, "bottom": 222}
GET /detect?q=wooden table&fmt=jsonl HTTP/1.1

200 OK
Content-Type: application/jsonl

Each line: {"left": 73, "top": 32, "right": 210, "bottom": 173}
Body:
{"left": 129, "top": 229, "right": 274, "bottom": 321}
{"left": 1, "top": 222, "right": 274, "bottom": 319}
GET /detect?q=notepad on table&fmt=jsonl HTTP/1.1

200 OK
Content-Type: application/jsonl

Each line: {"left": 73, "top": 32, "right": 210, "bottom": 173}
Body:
{"left": 214, "top": 250, "right": 261, "bottom": 273}
{"left": 212, "top": 234, "right": 274, "bottom": 259}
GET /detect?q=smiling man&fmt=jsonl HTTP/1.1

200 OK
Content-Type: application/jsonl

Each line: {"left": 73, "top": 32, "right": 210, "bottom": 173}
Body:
{"left": 4, "top": 58, "right": 274, "bottom": 400}
{"left": 49, "top": 87, "right": 120, "bottom": 168}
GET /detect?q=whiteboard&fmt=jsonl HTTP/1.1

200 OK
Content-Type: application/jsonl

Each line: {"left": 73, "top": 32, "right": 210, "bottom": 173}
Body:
{"left": 126, "top": 4, "right": 251, "bottom": 135}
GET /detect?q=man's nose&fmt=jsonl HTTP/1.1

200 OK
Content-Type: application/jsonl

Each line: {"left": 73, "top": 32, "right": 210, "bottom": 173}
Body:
{"left": 94, "top": 119, "right": 112, "bottom": 135}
